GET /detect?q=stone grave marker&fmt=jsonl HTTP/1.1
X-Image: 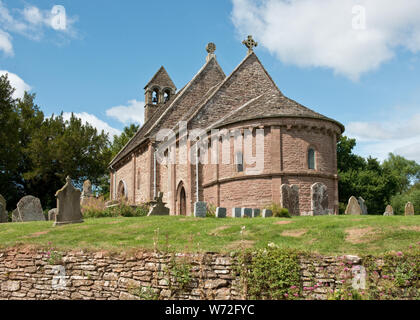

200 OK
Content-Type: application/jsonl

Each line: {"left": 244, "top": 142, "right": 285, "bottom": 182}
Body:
{"left": 54, "top": 176, "right": 84, "bottom": 226}
{"left": 262, "top": 209, "right": 273, "bottom": 218}
{"left": 405, "top": 202, "right": 415, "bottom": 216}
{"left": 232, "top": 208, "right": 241, "bottom": 218}
{"left": 48, "top": 208, "right": 58, "bottom": 221}
{"left": 345, "top": 196, "right": 362, "bottom": 215}
{"left": 194, "top": 201, "right": 207, "bottom": 218}
{"left": 358, "top": 197, "right": 368, "bottom": 215}
{"left": 281, "top": 184, "right": 300, "bottom": 216}
{"left": 311, "top": 182, "right": 329, "bottom": 215}
{"left": 148, "top": 192, "right": 170, "bottom": 216}
{"left": 241, "top": 208, "right": 252, "bottom": 218}
{"left": 16, "top": 195, "right": 45, "bottom": 222}
{"left": 383, "top": 205, "right": 394, "bottom": 216}
{"left": 216, "top": 207, "right": 227, "bottom": 218}
{"left": 80, "top": 179, "right": 93, "bottom": 205}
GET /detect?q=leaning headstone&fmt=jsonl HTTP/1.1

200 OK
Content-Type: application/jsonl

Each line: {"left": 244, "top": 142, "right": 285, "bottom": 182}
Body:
{"left": 252, "top": 208, "right": 260, "bottom": 218}
{"left": 48, "top": 208, "right": 58, "bottom": 221}
{"left": 281, "top": 184, "right": 300, "bottom": 216}
{"left": 383, "top": 205, "right": 394, "bottom": 216}
{"left": 0, "top": 194, "right": 7, "bottom": 223}
{"left": 311, "top": 182, "right": 329, "bottom": 215}
{"left": 241, "top": 208, "right": 252, "bottom": 218}
{"left": 80, "top": 179, "right": 94, "bottom": 205}
{"left": 216, "top": 207, "right": 227, "bottom": 218}
{"left": 16, "top": 195, "right": 45, "bottom": 222}
{"left": 232, "top": 208, "right": 241, "bottom": 218}
{"left": 358, "top": 197, "right": 368, "bottom": 215}
{"left": 194, "top": 201, "right": 207, "bottom": 218}
{"left": 345, "top": 196, "right": 362, "bottom": 215}
{"left": 147, "top": 192, "right": 170, "bottom": 216}
{"left": 54, "top": 176, "right": 83, "bottom": 226}
{"left": 262, "top": 209, "right": 273, "bottom": 218}
{"left": 405, "top": 202, "right": 415, "bottom": 216}
{"left": 12, "top": 209, "right": 19, "bottom": 222}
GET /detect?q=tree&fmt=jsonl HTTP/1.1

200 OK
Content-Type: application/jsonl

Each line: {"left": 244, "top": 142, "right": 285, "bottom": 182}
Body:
{"left": 382, "top": 153, "right": 420, "bottom": 194}
{"left": 23, "top": 113, "right": 112, "bottom": 208}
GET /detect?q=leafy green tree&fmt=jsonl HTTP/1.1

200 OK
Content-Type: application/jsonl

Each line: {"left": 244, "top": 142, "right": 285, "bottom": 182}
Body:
{"left": 23, "top": 113, "right": 112, "bottom": 208}
{"left": 391, "top": 183, "right": 420, "bottom": 215}
{"left": 382, "top": 153, "right": 420, "bottom": 194}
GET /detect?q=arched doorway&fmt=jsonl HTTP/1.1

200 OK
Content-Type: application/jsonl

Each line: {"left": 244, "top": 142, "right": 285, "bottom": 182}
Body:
{"left": 117, "top": 180, "right": 127, "bottom": 200}
{"left": 176, "top": 182, "right": 187, "bottom": 216}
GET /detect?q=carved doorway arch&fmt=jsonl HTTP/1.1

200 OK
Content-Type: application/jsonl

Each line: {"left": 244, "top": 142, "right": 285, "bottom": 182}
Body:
{"left": 117, "top": 180, "right": 127, "bottom": 200}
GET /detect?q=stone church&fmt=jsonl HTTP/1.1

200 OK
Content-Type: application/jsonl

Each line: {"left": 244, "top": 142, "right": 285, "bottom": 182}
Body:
{"left": 109, "top": 37, "right": 344, "bottom": 216}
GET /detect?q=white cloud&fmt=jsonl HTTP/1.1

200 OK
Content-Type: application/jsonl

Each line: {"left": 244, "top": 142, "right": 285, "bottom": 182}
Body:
{"left": 231, "top": 0, "right": 420, "bottom": 80}
{"left": 346, "top": 113, "right": 420, "bottom": 162}
{"left": 0, "top": 70, "right": 31, "bottom": 98}
{"left": 62, "top": 112, "right": 121, "bottom": 138}
{"left": 0, "top": 28, "right": 12, "bottom": 55}
{"left": 106, "top": 99, "right": 145, "bottom": 125}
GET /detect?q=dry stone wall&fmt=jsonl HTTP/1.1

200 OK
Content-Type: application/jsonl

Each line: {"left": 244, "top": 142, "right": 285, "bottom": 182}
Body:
{"left": 0, "top": 247, "right": 416, "bottom": 300}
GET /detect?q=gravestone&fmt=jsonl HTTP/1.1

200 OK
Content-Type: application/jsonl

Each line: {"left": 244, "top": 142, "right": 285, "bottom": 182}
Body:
{"left": 80, "top": 179, "right": 93, "bottom": 205}
{"left": 405, "top": 202, "right": 415, "bottom": 216}
{"left": 0, "top": 194, "right": 7, "bottom": 223}
{"left": 345, "top": 196, "right": 362, "bottom": 215}
{"left": 216, "top": 207, "right": 227, "bottom": 218}
{"left": 252, "top": 208, "right": 260, "bottom": 218}
{"left": 241, "top": 208, "right": 252, "bottom": 218}
{"left": 194, "top": 201, "right": 207, "bottom": 218}
{"left": 147, "top": 192, "right": 170, "bottom": 216}
{"left": 311, "top": 182, "right": 329, "bottom": 215}
{"left": 262, "top": 209, "right": 273, "bottom": 218}
{"left": 48, "top": 208, "right": 58, "bottom": 221}
{"left": 12, "top": 209, "right": 19, "bottom": 222}
{"left": 232, "top": 208, "right": 241, "bottom": 218}
{"left": 281, "top": 184, "right": 300, "bottom": 216}
{"left": 383, "top": 205, "right": 394, "bottom": 216}
{"left": 358, "top": 197, "right": 368, "bottom": 215}
{"left": 54, "top": 176, "right": 84, "bottom": 226}
{"left": 16, "top": 195, "right": 45, "bottom": 222}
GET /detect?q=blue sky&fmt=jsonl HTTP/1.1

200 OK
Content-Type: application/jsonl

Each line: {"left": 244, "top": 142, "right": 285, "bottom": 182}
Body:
{"left": 1, "top": 0, "right": 420, "bottom": 163}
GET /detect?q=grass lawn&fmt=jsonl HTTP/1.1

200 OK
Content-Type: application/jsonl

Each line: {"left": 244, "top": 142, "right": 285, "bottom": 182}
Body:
{"left": 0, "top": 215, "right": 419, "bottom": 255}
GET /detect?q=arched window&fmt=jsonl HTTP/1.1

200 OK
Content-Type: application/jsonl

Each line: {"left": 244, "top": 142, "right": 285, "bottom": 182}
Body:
{"left": 163, "top": 89, "right": 171, "bottom": 103}
{"left": 236, "top": 151, "right": 243, "bottom": 172}
{"left": 152, "top": 89, "right": 159, "bottom": 104}
{"left": 308, "top": 148, "right": 315, "bottom": 170}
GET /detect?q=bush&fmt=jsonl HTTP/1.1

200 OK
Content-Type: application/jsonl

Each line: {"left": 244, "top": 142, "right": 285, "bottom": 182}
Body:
{"left": 265, "top": 203, "right": 291, "bottom": 218}
{"left": 82, "top": 197, "right": 149, "bottom": 218}
{"left": 391, "top": 186, "right": 420, "bottom": 215}
{"left": 206, "top": 203, "right": 216, "bottom": 218}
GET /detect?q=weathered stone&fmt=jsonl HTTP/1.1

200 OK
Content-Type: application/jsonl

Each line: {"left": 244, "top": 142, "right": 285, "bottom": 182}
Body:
{"left": 80, "top": 180, "right": 93, "bottom": 205}
{"left": 215, "top": 207, "right": 226, "bottom": 218}
{"left": 16, "top": 195, "right": 45, "bottom": 222}
{"left": 252, "top": 208, "right": 260, "bottom": 218}
{"left": 345, "top": 196, "right": 362, "bottom": 215}
{"left": 358, "top": 197, "right": 368, "bottom": 215}
{"left": 1, "top": 280, "right": 20, "bottom": 292}
{"left": 405, "top": 202, "right": 415, "bottom": 216}
{"left": 147, "top": 192, "right": 170, "bottom": 216}
{"left": 383, "top": 205, "right": 394, "bottom": 216}
{"left": 262, "top": 209, "right": 272, "bottom": 218}
{"left": 48, "top": 208, "right": 58, "bottom": 221}
{"left": 231, "top": 208, "right": 241, "bottom": 218}
{"left": 241, "top": 208, "right": 252, "bottom": 218}
{"left": 311, "top": 182, "right": 329, "bottom": 215}
{"left": 0, "top": 194, "right": 7, "bottom": 223}
{"left": 193, "top": 201, "right": 207, "bottom": 218}
{"left": 54, "top": 176, "right": 83, "bottom": 226}
{"left": 281, "top": 184, "right": 300, "bottom": 216}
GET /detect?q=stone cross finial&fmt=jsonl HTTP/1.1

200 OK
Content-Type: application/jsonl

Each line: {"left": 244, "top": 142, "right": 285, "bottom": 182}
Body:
{"left": 66, "top": 176, "right": 72, "bottom": 184}
{"left": 242, "top": 35, "right": 258, "bottom": 54}
{"left": 206, "top": 42, "right": 216, "bottom": 54}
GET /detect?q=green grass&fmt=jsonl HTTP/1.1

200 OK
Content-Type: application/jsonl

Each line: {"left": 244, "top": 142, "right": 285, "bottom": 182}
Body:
{"left": 0, "top": 215, "right": 419, "bottom": 255}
